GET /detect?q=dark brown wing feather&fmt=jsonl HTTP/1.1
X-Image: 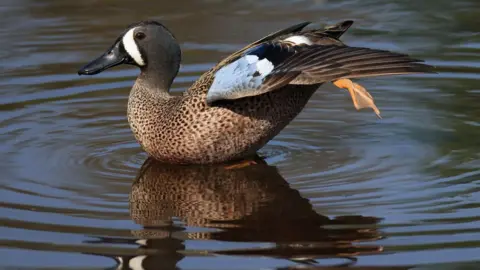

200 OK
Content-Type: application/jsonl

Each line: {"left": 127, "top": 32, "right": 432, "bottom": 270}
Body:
{"left": 323, "top": 20, "right": 354, "bottom": 38}
{"left": 216, "top": 22, "right": 311, "bottom": 68}
{"left": 298, "top": 20, "right": 354, "bottom": 46}
{"left": 269, "top": 45, "right": 434, "bottom": 85}
{"left": 252, "top": 21, "right": 312, "bottom": 46}
{"left": 215, "top": 20, "right": 354, "bottom": 69}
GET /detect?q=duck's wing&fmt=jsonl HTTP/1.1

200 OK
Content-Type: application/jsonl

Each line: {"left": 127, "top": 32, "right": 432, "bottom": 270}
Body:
{"left": 214, "top": 20, "right": 352, "bottom": 69}
{"left": 216, "top": 21, "right": 312, "bottom": 68}
{"left": 205, "top": 21, "right": 434, "bottom": 104}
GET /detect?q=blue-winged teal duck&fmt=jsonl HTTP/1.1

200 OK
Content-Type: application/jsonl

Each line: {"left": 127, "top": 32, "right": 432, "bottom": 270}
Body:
{"left": 78, "top": 20, "right": 433, "bottom": 164}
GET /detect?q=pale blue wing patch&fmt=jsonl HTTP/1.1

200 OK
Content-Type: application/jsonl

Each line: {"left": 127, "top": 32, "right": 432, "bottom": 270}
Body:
{"left": 205, "top": 41, "right": 301, "bottom": 104}
{"left": 206, "top": 55, "right": 274, "bottom": 103}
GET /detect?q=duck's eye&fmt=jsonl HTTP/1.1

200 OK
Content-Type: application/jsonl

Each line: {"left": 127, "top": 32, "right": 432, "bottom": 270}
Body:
{"left": 135, "top": 32, "right": 146, "bottom": 40}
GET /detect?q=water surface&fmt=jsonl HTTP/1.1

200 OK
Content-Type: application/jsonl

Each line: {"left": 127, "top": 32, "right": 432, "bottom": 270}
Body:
{"left": 1, "top": 0, "right": 479, "bottom": 269}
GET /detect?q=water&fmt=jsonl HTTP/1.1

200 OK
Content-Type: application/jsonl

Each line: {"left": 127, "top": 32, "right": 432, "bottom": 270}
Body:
{"left": 1, "top": 0, "right": 479, "bottom": 269}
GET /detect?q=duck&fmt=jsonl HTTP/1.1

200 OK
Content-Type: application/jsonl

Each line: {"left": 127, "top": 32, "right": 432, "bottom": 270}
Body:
{"left": 78, "top": 20, "right": 433, "bottom": 165}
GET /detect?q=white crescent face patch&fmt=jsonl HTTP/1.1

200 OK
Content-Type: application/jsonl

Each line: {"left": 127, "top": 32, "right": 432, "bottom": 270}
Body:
{"left": 122, "top": 27, "right": 146, "bottom": 66}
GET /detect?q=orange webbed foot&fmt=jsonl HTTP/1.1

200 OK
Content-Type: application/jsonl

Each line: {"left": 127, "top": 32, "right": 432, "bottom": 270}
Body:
{"left": 224, "top": 159, "right": 258, "bottom": 170}
{"left": 333, "top": 79, "right": 382, "bottom": 119}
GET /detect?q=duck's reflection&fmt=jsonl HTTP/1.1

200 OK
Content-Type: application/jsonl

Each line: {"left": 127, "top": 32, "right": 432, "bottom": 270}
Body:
{"left": 111, "top": 157, "right": 383, "bottom": 269}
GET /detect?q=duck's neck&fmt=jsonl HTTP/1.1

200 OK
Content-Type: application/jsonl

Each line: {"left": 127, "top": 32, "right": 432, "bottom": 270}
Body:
{"left": 128, "top": 58, "right": 181, "bottom": 120}
{"left": 127, "top": 76, "right": 176, "bottom": 153}
{"left": 131, "top": 76, "right": 171, "bottom": 101}
{"left": 137, "top": 62, "right": 178, "bottom": 93}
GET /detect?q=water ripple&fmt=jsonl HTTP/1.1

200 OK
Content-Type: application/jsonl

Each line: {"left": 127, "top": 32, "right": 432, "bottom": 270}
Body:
{"left": 1, "top": 0, "right": 479, "bottom": 268}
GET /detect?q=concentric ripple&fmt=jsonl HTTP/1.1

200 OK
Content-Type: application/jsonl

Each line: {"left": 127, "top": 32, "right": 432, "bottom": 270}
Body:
{"left": 1, "top": 0, "right": 480, "bottom": 269}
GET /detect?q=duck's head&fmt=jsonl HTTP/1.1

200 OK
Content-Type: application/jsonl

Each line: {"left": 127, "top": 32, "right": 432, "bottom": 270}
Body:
{"left": 78, "top": 20, "right": 181, "bottom": 87}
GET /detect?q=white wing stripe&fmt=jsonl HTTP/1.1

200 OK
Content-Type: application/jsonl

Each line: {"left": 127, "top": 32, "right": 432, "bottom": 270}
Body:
{"left": 284, "top": 35, "right": 312, "bottom": 45}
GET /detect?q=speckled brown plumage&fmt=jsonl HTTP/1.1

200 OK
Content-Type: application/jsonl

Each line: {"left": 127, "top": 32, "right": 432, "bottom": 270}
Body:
{"left": 128, "top": 76, "right": 318, "bottom": 164}
{"left": 79, "top": 20, "right": 434, "bottom": 164}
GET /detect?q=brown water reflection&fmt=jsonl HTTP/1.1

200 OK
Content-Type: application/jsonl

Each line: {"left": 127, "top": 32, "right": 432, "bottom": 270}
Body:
{"left": 96, "top": 158, "right": 383, "bottom": 269}
{"left": 0, "top": 0, "right": 479, "bottom": 269}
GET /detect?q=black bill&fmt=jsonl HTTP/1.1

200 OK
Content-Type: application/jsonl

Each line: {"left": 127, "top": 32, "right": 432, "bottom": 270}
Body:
{"left": 78, "top": 41, "right": 129, "bottom": 75}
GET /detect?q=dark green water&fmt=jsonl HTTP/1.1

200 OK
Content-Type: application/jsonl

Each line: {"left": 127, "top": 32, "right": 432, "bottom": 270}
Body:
{"left": 0, "top": 0, "right": 479, "bottom": 269}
